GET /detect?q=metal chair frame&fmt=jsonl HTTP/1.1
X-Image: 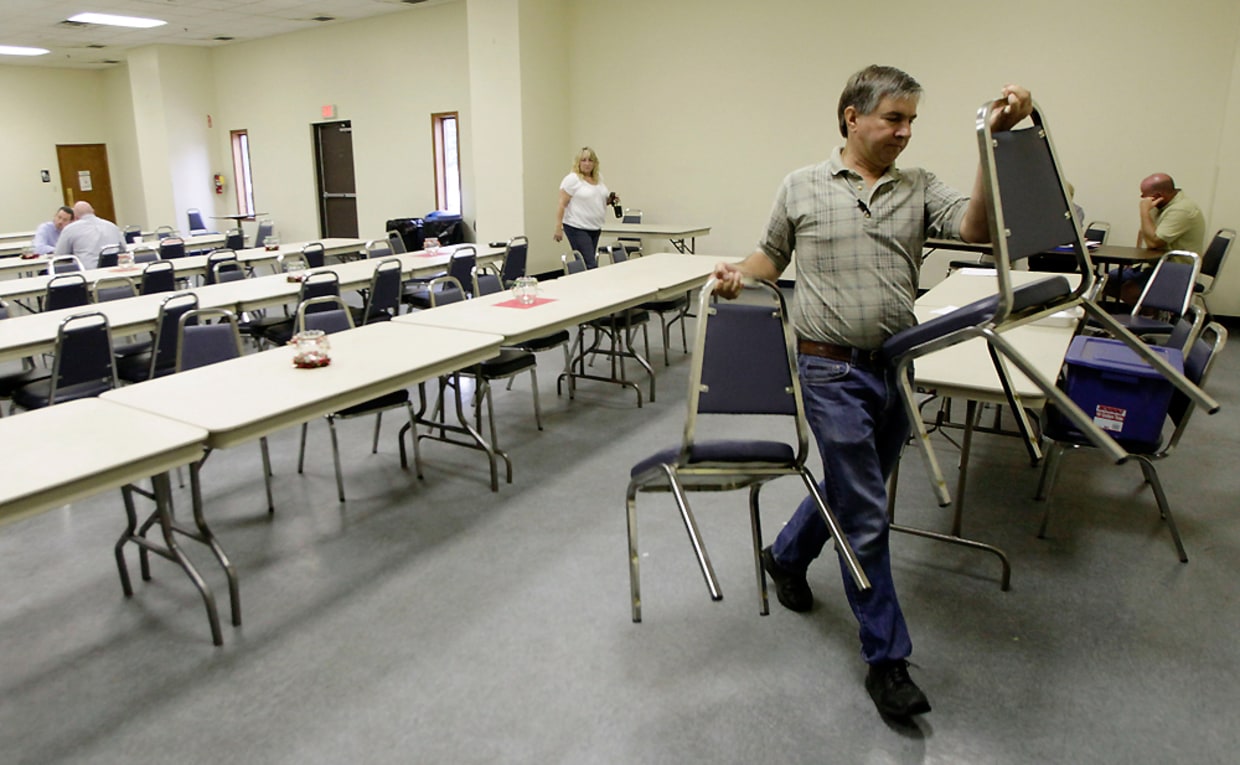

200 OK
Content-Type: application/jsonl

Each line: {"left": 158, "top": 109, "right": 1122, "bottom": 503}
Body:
{"left": 1035, "top": 322, "right": 1228, "bottom": 562}
{"left": 626, "top": 279, "right": 869, "bottom": 622}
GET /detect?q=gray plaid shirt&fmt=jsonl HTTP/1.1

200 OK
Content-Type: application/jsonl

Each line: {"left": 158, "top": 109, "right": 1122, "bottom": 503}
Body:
{"left": 759, "top": 147, "right": 969, "bottom": 350}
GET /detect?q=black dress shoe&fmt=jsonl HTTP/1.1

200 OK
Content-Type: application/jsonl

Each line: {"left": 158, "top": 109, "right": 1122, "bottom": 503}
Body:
{"left": 761, "top": 546, "right": 813, "bottom": 612}
{"left": 866, "top": 659, "right": 931, "bottom": 718}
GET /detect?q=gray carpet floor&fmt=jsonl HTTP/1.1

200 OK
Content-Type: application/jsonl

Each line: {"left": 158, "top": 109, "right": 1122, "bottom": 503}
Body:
{"left": 2, "top": 314, "right": 1238, "bottom": 765}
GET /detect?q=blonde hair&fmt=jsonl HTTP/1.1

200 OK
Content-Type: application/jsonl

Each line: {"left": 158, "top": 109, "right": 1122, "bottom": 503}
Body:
{"left": 572, "top": 146, "right": 600, "bottom": 181}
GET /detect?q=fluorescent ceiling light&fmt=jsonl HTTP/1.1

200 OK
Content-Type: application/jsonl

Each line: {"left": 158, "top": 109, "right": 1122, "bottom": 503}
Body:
{"left": 0, "top": 45, "right": 50, "bottom": 56}
{"left": 67, "top": 12, "right": 167, "bottom": 29}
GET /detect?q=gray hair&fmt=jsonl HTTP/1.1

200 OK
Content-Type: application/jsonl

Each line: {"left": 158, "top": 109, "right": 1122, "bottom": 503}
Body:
{"left": 837, "top": 65, "right": 923, "bottom": 138}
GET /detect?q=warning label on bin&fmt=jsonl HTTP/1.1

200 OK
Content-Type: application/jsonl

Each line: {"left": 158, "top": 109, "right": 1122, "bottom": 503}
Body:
{"left": 1094, "top": 404, "right": 1126, "bottom": 433}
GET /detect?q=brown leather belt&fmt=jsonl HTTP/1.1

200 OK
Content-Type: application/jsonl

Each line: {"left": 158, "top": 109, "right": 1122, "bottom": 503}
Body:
{"left": 797, "top": 338, "right": 884, "bottom": 370}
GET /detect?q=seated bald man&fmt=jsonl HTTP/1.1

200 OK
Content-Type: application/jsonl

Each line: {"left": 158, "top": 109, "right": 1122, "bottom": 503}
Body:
{"left": 53, "top": 201, "right": 126, "bottom": 270}
{"left": 1111, "top": 173, "right": 1205, "bottom": 303}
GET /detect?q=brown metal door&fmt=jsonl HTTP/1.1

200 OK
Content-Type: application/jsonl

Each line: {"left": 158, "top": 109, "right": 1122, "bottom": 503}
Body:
{"left": 314, "top": 121, "right": 358, "bottom": 238}
{"left": 56, "top": 144, "right": 117, "bottom": 223}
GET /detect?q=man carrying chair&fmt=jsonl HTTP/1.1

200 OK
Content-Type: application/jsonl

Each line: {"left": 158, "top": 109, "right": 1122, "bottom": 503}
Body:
{"left": 713, "top": 65, "right": 1033, "bottom": 720}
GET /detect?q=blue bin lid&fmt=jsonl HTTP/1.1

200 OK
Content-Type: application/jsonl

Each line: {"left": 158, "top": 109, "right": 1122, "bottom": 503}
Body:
{"left": 1065, "top": 336, "right": 1183, "bottom": 378}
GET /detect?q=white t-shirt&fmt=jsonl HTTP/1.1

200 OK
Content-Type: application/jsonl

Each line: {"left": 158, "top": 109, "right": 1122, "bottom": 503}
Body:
{"left": 560, "top": 172, "right": 610, "bottom": 231}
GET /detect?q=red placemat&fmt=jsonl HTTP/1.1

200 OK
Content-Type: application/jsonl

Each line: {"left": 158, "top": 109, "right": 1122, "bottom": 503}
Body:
{"left": 494, "top": 297, "right": 556, "bottom": 309}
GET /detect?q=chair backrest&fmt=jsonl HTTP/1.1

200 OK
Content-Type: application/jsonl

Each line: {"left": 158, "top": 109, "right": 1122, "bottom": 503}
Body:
{"left": 562, "top": 250, "right": 587, "bottom": 275}
{"left": 155, "top": 225, "right": 176, "bottom": 240}
{"left": 622, "top": 208, "right": 643, "bottom": 225}
{"left": 92, "top": 276, "right": 136, "bottom": 303}
{"left": 123, "top": 225, "right": 142, "bottom": 244}
{"left": 386, "top": 230, "right": 407, "bottom": 254}
{"left": 296, "top": 295, "right": 355, "bottom": 334}
{"left": 252, "top": 220, "right": 274, "bottom": 249}
{"left": 176, "top": 309, "right": 244, "bottom": 372}
{"left": 366, "top": 239, "right": 393, "bottom": 259}
{"left": 1131, "top": 250, "right": 1200, "bottom": 318}
{"left": 140, "top": 260, "right": 177, "bottom": 294}
{"left": 1162, "top": 304, "right": 1206, "bottom": 352}
{"left": 1164, "top": 322, "right": 1227, "bottom": 447}
{"left": 225, "top": 227, "right": 245, "bottom": 251}
{"left": 133, "top": 248, "right": 159, "bottom": 264}
{"left": 967, "top": 97, "right": 1215, "bottom": 456}
{"left": 187, "top": 208, "right": 208, "bottom": 234}
{"left": 472, "top": 264, "right": 504, "bottom": 297}
{"left": 361, "top": 258, "right": 403, "bottom": 322}
{"left": 159, "top": 237, "right": 186, "bottom": 260}
{"left": 97, "top": 244, "right": 124, "bottom": 268}
{"left": 447, "top": 246, "right": 477, "bottom": 291}
{"left": 679, "top": 279, "right": 807, "bottom": 459}
{"left": 50, "top": 311, "right": 116, "bottom": 401}
{"left": 205, "top": 249, "right": 240, "bottom": 285}
{"left": 500, "top": 236, "right": 528, "bottom": 286}
{"left": 298, "top": 270, "right": 341, "bottom": 315}
{"left": 1199, "top": 228, "right": 1235, "bottom": 284}
{"left": 213, "top": 260, "right": 247, "bottom": 284}
{"left": 607, "top": 243, "right": 629, "bottom": 264}
{"left": 46, "top": 273, "right": 90, "bottom": 311}
{"left": 50, "top": 255, "right": 83, "bottom": 274}
{"left": 1083, "top": 221, "right": 1110, "bottom": 245}
{"left": 149, "top": 292, "right": 200, "bottom": 376}
{"left": 427, "top": 276, "right": 466, "bottom": 307}
{"left": 301, "top": 242, "right": 326, "bottom": 269}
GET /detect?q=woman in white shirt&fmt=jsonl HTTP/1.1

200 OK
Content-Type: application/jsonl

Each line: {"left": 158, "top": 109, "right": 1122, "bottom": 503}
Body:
{"left": 554, "top": 146, "right": 618, "bottom": 268}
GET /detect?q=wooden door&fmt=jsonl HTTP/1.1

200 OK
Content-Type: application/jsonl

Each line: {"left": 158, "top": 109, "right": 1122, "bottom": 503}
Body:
{"left": 56, "top": 144, "right": 117, "bottom": 223}
{"left": 314, "top": 121, "right": 358, "bottom": 238}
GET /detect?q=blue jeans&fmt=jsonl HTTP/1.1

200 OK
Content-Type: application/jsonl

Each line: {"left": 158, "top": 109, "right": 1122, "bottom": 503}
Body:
{"left": 563, "top": 225, "right": 600, "bottom": 269}
{"left": 771, "top": 354, "right": 912, "bottom": 664}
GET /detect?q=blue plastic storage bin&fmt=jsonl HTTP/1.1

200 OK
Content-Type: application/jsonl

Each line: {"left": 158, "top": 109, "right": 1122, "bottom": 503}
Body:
{"left": 1062, "top": 336, "right": 1183, "bottom": 446}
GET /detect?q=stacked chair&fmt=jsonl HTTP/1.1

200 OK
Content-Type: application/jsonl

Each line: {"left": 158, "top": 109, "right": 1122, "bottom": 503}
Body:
{"left": 877, "top": 98, "right": 1219, "bottom": 565}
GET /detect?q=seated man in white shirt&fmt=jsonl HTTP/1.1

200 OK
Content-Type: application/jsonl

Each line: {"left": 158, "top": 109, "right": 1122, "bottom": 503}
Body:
{"left": 53, "top": 201, "right": 126, "bottom": 270}
{"left": 32, "top": 206, "right": 74, "bottom": 255}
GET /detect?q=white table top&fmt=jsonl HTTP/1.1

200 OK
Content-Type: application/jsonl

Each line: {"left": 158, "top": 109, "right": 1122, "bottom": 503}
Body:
{"left": 0, "top": 246, "right": 501, "bottom": 362}
{"left": 0, "top": 238, "right": 366, "bottom": 282}
{"left": 394, "top": 252, "right": 728, "bottom": 344}
{"left": 916, "top": 267, "right": 1081, "bottom": 310}
{"left": 0, "top": 399, "right": 206, "bottom": 526}
{"left": 102, "top": 322, "right": 504, "bottom": 449}
{"left": 599, "top": 222, "right": 712, "bottom": 239}
{"left": 0, "top": 250, "right": 285, "bottom": 305}
{"left": 128, "top": 232, "right": 226, "bottom": 251}
{"left": 912, "top": 270, "right": 1080, "bottom": 403}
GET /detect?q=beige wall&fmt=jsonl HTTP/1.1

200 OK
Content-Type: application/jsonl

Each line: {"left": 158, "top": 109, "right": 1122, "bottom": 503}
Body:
{"left": 518, "top": 0, "right": 570, "bottom": 274}
{"left": 1209, "top": 18, "right": 1240, "bottom": 315}
{"left": 566, "top": 0, "right": 1240, "bottom": 261}
{"left": 0, "top": 66, "right": 112, "bottom": 227}
{"left": 207, "top": 2, "right": 471, "bottom": 244}
{"left": 2, "top": 0, "right": 1239, "bottom": 310}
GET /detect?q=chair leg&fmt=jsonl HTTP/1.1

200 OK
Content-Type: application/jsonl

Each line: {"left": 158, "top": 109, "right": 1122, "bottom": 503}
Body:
{"left": 528, "top": 367, "right": 543, "bottom": 431}
{"left": 259, "top": 436, "right": 274, "bottom": 513}
{"left": 1137, "top": 457, "right": 1188, "bottom": 562}
{"left": 626, "top": 482, "right": 644, "bottom": 623}
{"left": 371, "top": 411, "right": 383, "bottom": 454}
{"left": 297, "top": 422, "right": 310, "bottom": 474}
{"left": 327, "top": 415, "right": 345, "bottom": 503}
{"left": 1035, "top": 442, "right": 1067, "bottom": 539}
{"left": 749, "top": 484, "right": 769, "bottom": 616}
{"left": 398, "top": 401, "right": 422, "bottom": 478}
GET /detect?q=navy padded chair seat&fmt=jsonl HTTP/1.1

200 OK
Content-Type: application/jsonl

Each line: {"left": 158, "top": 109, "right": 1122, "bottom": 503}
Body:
{"left": 336, "top": 388, "right": 409, "bottom": 418}
{"left": 480, "top": 348, "right": 537, "bottom": 377}
{"left": 882, "top": 275, "right": 1070, "bottom": 362}
{"left": 12, "top": 379, "right": 112, "bottom": 410}
{"left": 517, "top": 329, "right": 571, "bottom": 352}
{"left": 631, "top": 440, "right": 797, "bottom": 478}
